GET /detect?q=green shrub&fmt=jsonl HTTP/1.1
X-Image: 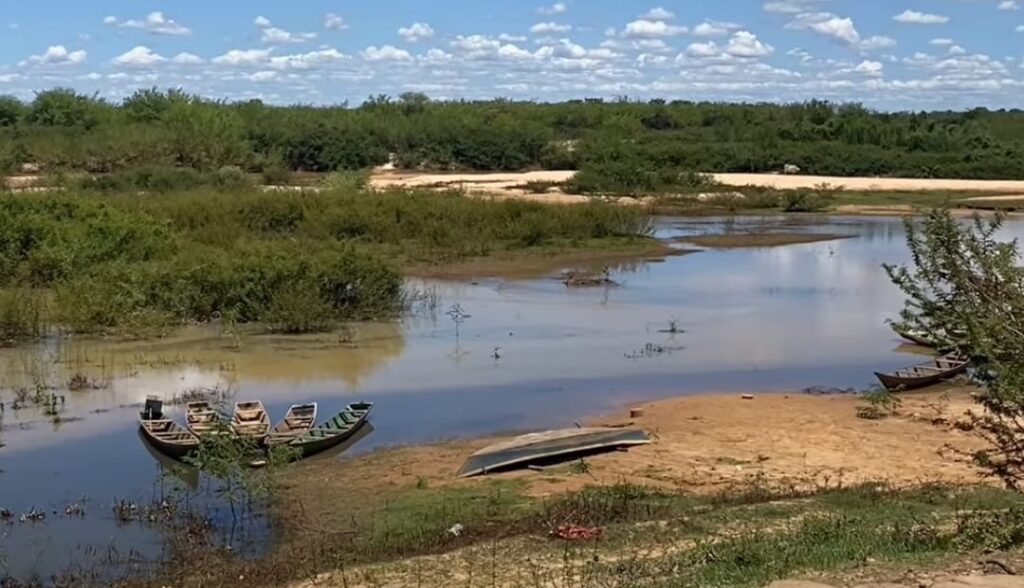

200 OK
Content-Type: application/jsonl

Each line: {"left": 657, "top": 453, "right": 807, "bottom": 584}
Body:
{"left": 321, "top": 170, "right": 370, "bottom": 192}
{"left": 0, "top": 288, "right": 45, "bottom": 341}
{"left": 782, "top": 190, "right": 830, "bottom": 212}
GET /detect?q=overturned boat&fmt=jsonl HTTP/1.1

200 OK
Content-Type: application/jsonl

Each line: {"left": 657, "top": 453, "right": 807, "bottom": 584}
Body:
{"left": 457, "top": 427, "right": 651, "bottom": 478}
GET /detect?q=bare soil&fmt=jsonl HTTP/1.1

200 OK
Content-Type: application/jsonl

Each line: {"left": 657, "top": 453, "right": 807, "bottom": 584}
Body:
{"left": 279, "top": 385, "right": 992, "bottom": 588}
{"left": 280, "top": 385, "right": 986, "bottom": 515}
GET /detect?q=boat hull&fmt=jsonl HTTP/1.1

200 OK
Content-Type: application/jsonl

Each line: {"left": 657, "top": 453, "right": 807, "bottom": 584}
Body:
{"left": 291, "top": 403, "right": 373, "bottom": 459}
{"left": 874, "top": 354, "right": 970, "bottom": 391}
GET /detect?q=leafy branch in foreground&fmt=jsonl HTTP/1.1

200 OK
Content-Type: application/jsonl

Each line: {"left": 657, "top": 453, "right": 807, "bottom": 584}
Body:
{"left": 183, "top": 420, "right": 298, "bottom": 518}
{"left": 886, "top": 210, "right": 1024, "bottom": 488}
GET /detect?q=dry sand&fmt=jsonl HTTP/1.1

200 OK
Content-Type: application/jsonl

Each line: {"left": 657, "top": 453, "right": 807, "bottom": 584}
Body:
{"left": 281, "top": 384, "right": 987, "bottom": 511}
{"left": 283, "top": 385, "right": 992, "bottom": 588}
{"left": 370, "top": 171, "right": 1024, "bottom": 195}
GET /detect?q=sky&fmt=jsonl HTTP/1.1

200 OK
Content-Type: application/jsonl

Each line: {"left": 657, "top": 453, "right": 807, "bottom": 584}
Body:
{"left": 1, "top": 1, "right": 1023, "bottom": 110}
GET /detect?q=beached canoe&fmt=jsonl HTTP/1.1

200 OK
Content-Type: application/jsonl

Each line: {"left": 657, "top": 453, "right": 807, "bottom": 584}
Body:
{"left": 893, "top": 327, "right": 935, "bottom": 348}
{"left": 267, "top": 403, "right": 318, "bottom": 446}
{"left": 139, "top": 397, "right": 200, "bottom": 460}
{"left": 291, "top": 402, "right": 373, "bottom": 458}
{"left": 232, "top": 401, "right": 271, "bottom": 442}
{"left": 874, "top": 353, "right": 970, "bottom": 391}
{"left": 457, "top": 427, "right": 651, "bottom": 478}
{"left": 186, "top": 401, "right": 225, "bottom": 437}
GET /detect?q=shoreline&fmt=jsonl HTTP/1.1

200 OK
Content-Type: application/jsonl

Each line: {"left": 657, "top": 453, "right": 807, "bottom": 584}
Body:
{"left": 278, "top": 384, "right": 987, "bottom": 510}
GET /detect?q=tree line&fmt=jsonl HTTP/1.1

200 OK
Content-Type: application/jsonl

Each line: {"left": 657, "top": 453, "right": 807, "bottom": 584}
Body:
{"left": 3, "top": 88, "right": 1024, "bottom": 186}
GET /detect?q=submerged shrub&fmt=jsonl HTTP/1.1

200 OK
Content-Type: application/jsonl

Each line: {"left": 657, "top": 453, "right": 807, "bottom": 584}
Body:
{"left": 0, "top": 288, "right": 46, "bottom": 341}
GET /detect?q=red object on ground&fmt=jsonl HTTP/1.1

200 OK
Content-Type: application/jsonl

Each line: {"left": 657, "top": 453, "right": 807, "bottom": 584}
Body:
{"left": 555, "top": 524, "right": 603, "bottom": 541}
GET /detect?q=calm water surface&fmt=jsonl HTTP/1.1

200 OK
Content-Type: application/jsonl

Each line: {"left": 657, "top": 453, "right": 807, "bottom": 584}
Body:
{"left": 1, "top": 215, "right": 1017, "bottom": 581}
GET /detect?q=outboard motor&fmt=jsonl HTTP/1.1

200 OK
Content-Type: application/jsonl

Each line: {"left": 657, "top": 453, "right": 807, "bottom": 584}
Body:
{"left": 143, "top": 396, "right": 164, "bottom": 420}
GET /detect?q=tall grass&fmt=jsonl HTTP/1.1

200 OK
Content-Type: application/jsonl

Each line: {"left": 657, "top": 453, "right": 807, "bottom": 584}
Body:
{"left": 0, "top": 187, "right": 652, "bottom": 335}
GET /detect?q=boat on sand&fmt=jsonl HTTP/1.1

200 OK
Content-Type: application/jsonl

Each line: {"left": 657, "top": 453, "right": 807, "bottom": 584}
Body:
{"left": 874, "top": 353, "right": 970, "bottom": 391}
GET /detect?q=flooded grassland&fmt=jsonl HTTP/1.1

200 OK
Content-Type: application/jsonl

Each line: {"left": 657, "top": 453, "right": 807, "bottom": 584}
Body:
{"left": 1, "top": 215, "right": 1020, "bottom": 585}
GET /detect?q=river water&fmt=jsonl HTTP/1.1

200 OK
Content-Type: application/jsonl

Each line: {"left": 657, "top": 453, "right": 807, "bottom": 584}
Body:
{"left": 0, "top": 215, "right": 1015, "bottom": 582}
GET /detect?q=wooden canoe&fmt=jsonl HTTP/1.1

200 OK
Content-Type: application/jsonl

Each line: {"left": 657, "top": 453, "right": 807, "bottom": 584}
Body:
{"left": 186, "top": 401, "right": 225, "bottom": 438}
{"left": 232, "top": 401, "right": 271, "bottom": 442}
{"left": 139, "top": 414, "right": 200, "bottom": 461}
{"left": 290, "top": 402, "right": 373, "bottom": 458}
{"left": 874, "top": 353, "right": 970, "bottom": 391}
{"left": 893, "top": 327, "right": 935, "bottom": 348}
{"left": 267, "top": 403, "right": 318, "bottom": 446}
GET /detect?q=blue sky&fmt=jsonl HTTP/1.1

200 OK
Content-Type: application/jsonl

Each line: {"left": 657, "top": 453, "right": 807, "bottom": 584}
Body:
{"left": 1, "top": 1, "right": 1022, "bottom": 109}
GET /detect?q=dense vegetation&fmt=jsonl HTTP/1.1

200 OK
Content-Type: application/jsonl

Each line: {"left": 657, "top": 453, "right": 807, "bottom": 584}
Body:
{"left": 0, "top": 184, "right": 651, "bottom": 337}
{"left": 4, "top": 89, "right": 1024, "bottom": 193}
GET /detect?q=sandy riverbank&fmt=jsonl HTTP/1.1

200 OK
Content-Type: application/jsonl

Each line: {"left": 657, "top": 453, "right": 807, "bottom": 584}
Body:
{"left": 369, "top": 171, "right": 1024, "bottom": 195}
{"left": 280, "top": 384, "right": 986, "bottom": 515}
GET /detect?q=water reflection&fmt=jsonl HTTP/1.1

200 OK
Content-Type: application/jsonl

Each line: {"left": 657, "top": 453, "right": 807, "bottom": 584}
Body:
{"left": 3, "top": 215, "right": 1024, "bottom": 582}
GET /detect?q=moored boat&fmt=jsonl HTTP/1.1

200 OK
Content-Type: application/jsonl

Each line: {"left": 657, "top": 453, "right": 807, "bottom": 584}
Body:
{"left": 267, "top": 403, "right": 318, "bottom": 446}
{"left": 290, "top": 402, "right": 373, "bottom": 458}
{"left": 874, "top": 352, "right": 970, "bottom": 391}
{"left": 232, "top": 400, "right": 271, "bottom": 442}
{"left": 139, "top": 396, "right": 200, "bottom": 460}
{"left": 186, "top": 401, "right": 225, "bottom": 437}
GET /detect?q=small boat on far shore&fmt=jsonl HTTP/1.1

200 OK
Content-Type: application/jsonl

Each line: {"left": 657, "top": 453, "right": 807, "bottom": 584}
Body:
{"left": 232, "top": 401, "right": 271, "bottom": 442}
{"left": 874, "top": 353, "right": 970, "bottom": 391}
{"left": 893, "top": 327, "right": 935, "bottom": 348}
{"left": 267, "top": 403, "right": 318, "bottom": 446}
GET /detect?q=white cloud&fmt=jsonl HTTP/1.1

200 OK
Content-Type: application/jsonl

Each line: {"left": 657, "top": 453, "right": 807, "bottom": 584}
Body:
{"left": 726, "top": 31, "right": 773, "bottom": 58}
{"left": 948, "top": 45, "right": 967, "bottom": 55}
{"left": 499, "top": 33, "right": 528, "bottom": 42}
{"left": 1017, "top": 24, "right": 1024, "bottom": 32}
{"left": 9, "top": 22, "right": 18, "bottom": 30}
{"left": 686, "top": 41, "right": 721, "bottom": 58}
{"left": 538, "top": 2, "right": 568, "bottom": 16}
{"left": 530, "top": 22, "right": 572, "bottom": 34}
{"left": 853, "top": 60, "right": 883, "bottom": 76}
{"left": 270, "top": 48, "right": 347, "bottom": 70}
{"left": 171, "top": 52, "right": 204, "bottom": 65}
{"left": 892, "top": 10, "right": 950, "bottom": 25}
{"left": 324, "top": 13, "right": 349, "bottom": 31}
{"left": 247, "top": 70, "right": 278, "bottom": 82}
{"left": 399, "top": 23, "right": 436, "bottom": 42}
{"left": 24, "top": 45, "right": 87, "bottom": 66}
{"left": 622, "top": 19, "right": 687, "bottom": 38}
{"left": 787, "top": 12, "right": 860, "bottom": 45}
{"left": 262, "top": 27, "right": 317, "bottom": 45}
{"left": 254, "top": 16, "right": 272, "bottom": 28}
{"left": 763, "top": 0, "right": 829, "bottom": 14}
{"left": 641, "top": 7, "right": 676, "bottom": 20}
{"left": 361, "top": 45, "right": 413, "bottom": 61}
{"left": 106, "top": 12, "right": 191, "bottom": 36}
{"left": 859, "top": 35, "right": 897, "bottom": 50}
{"left": 693, "top": 20, "right": 742, "bottom": 37}
{"left": 999, "top": 1, "right": 1020, "bottom": 10}
{"left": 112, "top": 45, "right": 166, "bottom": 67}
{"left": 212, "top": 48, "right": 272, "bottom": 66}
{"left": 930, "top": 38, "right": 955, "bottom": 46}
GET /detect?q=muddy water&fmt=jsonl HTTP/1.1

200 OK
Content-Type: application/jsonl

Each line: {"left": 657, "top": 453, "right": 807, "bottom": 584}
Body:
{"left": 0, "top": 215, "right": 1018, "bottom": 581}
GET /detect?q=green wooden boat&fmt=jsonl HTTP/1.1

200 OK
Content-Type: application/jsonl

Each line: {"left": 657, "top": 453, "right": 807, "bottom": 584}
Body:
{"left": 290, "top": 402, "right": 373, "bottom": 458}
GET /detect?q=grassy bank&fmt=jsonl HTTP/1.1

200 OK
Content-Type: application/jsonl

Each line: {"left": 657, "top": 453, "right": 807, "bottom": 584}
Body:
{"left": 141, "top": 479, "right": 1024, "bottom": 587}
{"left": 0, "top": 186, "right": 652, "bottom": 337}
